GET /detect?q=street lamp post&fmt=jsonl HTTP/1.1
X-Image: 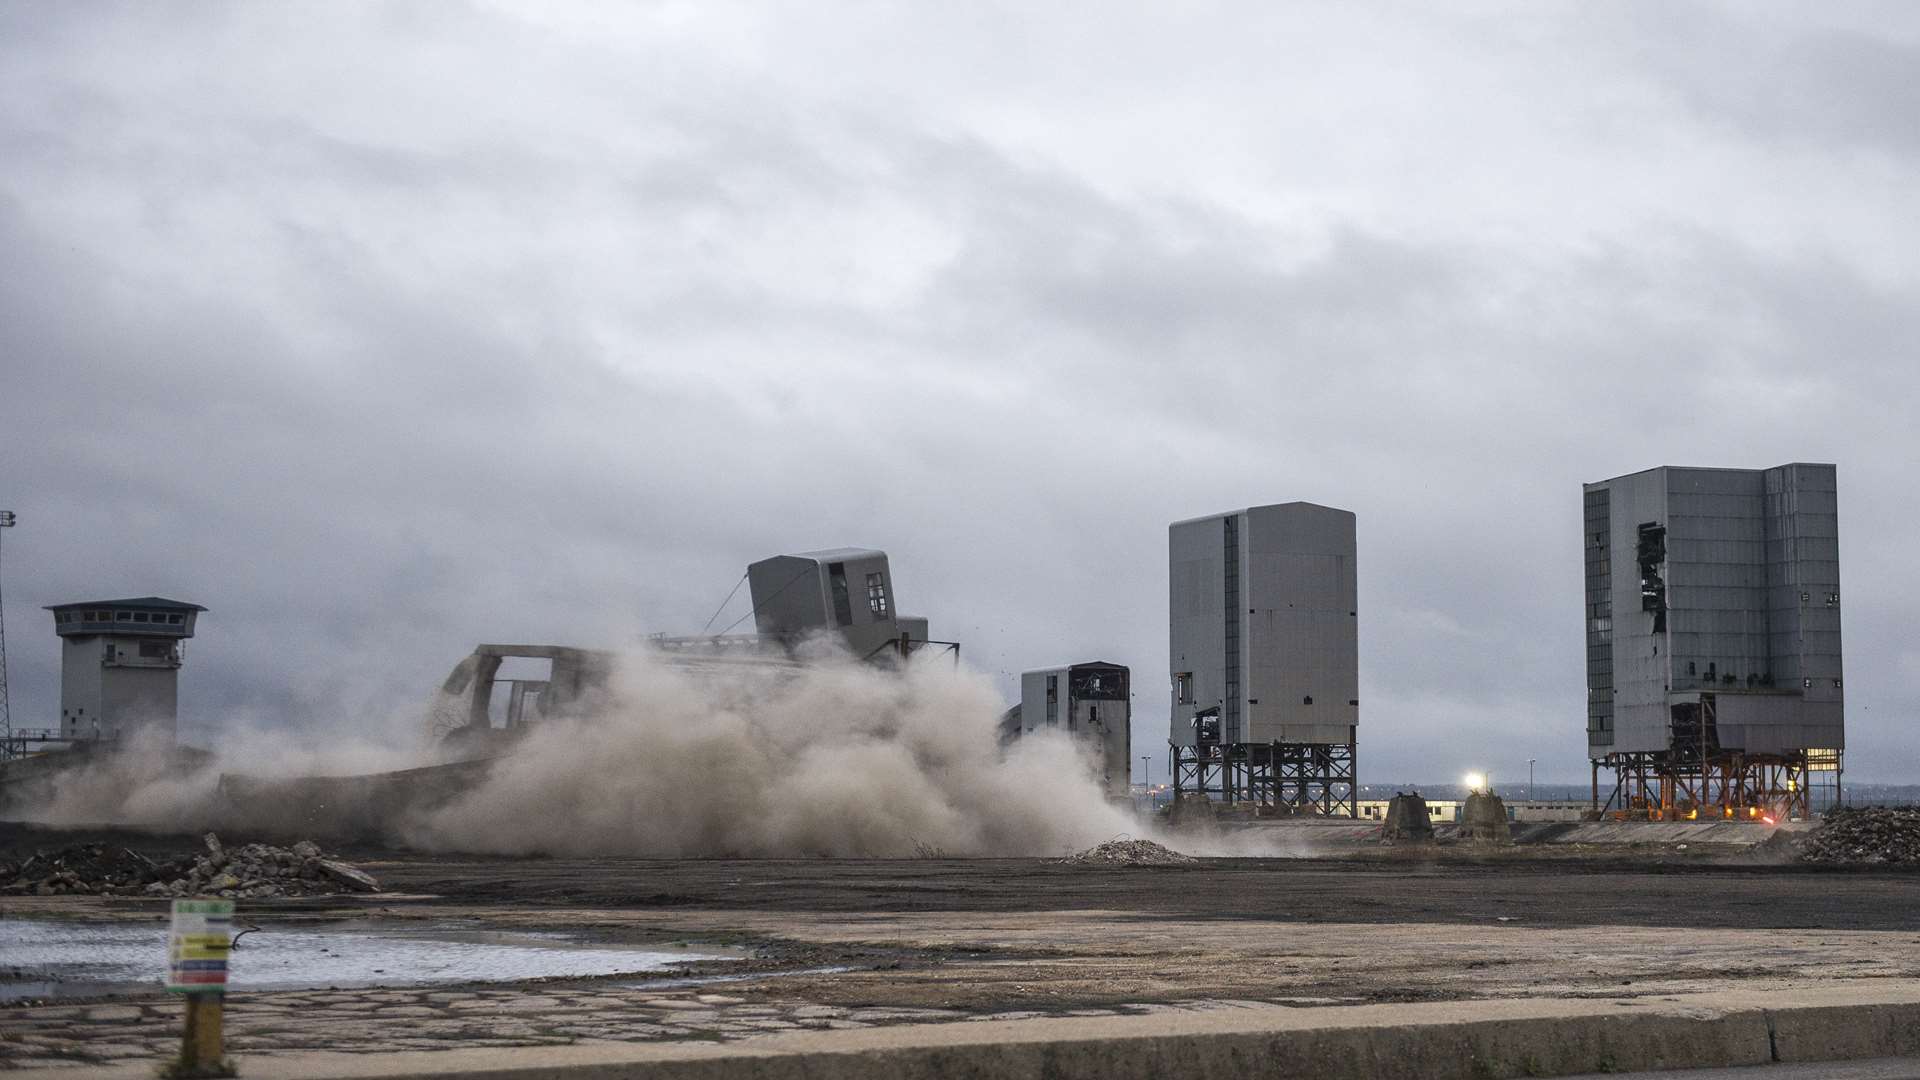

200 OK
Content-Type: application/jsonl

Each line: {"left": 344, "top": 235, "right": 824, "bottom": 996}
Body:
{"left": 1140, "top": 755, "right": 1151, "bottom": 788}
{"left": 1528, "top": 758, "right": 1536, "bottom": 801}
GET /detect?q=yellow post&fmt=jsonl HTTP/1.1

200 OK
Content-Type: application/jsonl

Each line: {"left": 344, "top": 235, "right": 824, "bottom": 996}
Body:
{"left": 166, "top": 895, "right": 237, "bottom": 1078}
{"left": 169, "top": 991, "right": 234, "bottom": 1078}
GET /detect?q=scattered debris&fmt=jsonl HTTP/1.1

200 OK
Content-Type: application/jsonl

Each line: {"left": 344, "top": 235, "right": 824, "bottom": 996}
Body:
{"left": 1059, "top": 837, "right": 1196, "bottom": 867}
{"left": 1, "top": 832, "right": 381, "bottom": 898}
{"left": 1798, "top": 807, "right": 1920, "bottom": 866}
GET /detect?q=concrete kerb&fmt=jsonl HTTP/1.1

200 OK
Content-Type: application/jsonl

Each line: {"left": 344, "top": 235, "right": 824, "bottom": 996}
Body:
{"left": 31, "top": 984, "right": 1920, "bottom": 1080}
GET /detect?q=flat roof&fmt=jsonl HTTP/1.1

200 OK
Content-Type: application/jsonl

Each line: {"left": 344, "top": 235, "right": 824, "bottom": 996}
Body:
{"left": 45, "top": 596, "right": 206, "bottom": 612}
{"left": 1583, "top": 462, "right": 1837, "bottom": 489}
{"left": 790, "top": 547, "right": 887, "bottom": 563}
{"left": 1169, "top": 501, "right": 1353, "bottom": 530}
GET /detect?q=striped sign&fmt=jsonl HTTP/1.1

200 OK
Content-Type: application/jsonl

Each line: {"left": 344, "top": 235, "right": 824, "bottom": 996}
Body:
{"left": 167, "top": 899, "right": 233, "bottom": 992}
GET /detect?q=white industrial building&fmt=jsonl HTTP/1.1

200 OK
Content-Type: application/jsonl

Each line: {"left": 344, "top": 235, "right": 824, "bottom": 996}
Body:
{"left": 1168, "top": 502, "right": 1357, "bottom": 815}
{"left": 1583, "top": 463, "right": 1842, "bottom": 818}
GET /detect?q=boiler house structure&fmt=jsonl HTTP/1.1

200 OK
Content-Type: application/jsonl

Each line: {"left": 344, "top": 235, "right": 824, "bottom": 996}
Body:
{"left": 1169, "top": 502, "right": 1358, "bottom": 816}
{"left": 1583, "top": 463, "right": 1843, "bottom": 819}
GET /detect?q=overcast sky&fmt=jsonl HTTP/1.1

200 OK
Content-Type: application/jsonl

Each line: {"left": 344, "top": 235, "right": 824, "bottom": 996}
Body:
{"left": 3, "top": 2, "right": 1917, "bottom": 785}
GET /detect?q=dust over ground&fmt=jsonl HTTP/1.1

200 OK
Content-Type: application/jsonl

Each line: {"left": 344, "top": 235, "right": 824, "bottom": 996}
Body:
{"left": 5, "top": 823, "right": 1917, "bottom": 932}
{"left": 5, "top": 650, "right": 1191, "bottom": 858}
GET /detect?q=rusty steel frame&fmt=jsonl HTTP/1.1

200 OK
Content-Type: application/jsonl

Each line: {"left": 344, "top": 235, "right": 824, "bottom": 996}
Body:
{"left": 1170, "top": 739, "right": 1356, "bottom": 817}
{"left": 1591, "top": 747, "right": 1842, "bottom": 821}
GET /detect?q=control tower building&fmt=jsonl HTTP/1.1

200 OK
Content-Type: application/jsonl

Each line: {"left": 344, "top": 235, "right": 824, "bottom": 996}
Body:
{"left": 46, "top": 597, "right": 204, "bottom": 744}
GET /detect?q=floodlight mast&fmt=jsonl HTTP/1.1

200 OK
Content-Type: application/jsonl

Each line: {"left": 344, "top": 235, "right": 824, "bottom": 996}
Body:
{"left": 0, "top": 511, "right": 14, "bottom": 753}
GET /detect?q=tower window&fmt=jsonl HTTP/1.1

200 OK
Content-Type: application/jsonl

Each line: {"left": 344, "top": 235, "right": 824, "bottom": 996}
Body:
{"left": 865, "top": 573, "right": 889, "bottom": 618}
{"left": 1174, "top": 673, "right": 1193, "bottom": 704}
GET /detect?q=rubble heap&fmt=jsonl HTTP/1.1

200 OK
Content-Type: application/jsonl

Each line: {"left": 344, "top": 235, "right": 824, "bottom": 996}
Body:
{"left": 1059, "top": 837, "right": 1197, "bottom": 867}
{"left": 1, "top": 833, "right": 381, "bottom": 898}
{"left": 1798, "top": 807, "right": 1920, "bottom": 866}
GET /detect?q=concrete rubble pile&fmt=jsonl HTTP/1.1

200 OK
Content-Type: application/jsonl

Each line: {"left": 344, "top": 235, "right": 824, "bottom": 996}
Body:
{"left": 1798, "top": 807, "right": 1920, "bottom": 866}
{"left": 1059, "top": 837, "right": 1197, "bottom": 867}
{"left": 0, "top": 833, "right": 381, "bottom": 898}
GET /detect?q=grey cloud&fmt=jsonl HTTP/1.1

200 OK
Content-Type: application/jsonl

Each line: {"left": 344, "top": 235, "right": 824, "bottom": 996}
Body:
{"left": 1, "top": 3, "right": 1917, "bottom": 787}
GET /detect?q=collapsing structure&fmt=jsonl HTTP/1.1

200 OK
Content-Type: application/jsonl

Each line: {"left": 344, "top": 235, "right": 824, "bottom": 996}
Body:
{"left": 1005, "top": 662, "right": 1131, "bottom": 799}
{"left": 743, "top": 548, "right": 934, "bottom": 660}
{"left": 1584, "top": 464, "right": 1843, "bottom": 820}
{"left": 1168, "top": 503, "right": 1358, "bottom": 816}
{"left": 429, "top": 548, "right": 954, "bottom": 752}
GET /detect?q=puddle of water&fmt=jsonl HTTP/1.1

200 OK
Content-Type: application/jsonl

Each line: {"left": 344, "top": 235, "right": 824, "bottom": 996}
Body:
{"left": 630, "top": 965, "right": 854, "bottom": 990}
{"left": 0, "top": 919, "right": 735, "bottom": 1000}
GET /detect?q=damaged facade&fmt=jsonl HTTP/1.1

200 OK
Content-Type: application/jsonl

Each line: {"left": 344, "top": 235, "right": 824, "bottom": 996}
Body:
{"left": 1585, "top": 463, "right": 1844, "bottom": 819}
{"left": 1008, "top": 662, "right": 1132, "bottom": 799}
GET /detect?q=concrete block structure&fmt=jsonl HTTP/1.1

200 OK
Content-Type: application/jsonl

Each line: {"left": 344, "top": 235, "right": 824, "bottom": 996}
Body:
{"left": 45, "top": 596, "right": 204, "bottom": 744}
{"left": 747, "top": 548, "right": 919, "bottom": 659}
{"left": 1168, "top": 502, "right": 1358, "bottom": 815}
{"left": 1015, "top": 662, "right": 1131, "bottom": 799}
{"left": 1584, "top": 464, "right": 1843, "bottom": 819}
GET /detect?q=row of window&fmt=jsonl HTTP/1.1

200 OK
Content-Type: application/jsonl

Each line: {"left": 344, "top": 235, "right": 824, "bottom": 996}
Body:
{"left": 55, "top": 609, "right": 187, "bottom": 626}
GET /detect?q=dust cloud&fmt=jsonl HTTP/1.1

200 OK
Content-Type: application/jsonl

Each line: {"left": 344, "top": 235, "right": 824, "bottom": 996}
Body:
{"left": 7, "top": 726, "right": 439, "bottom": 835}
{"left": 5, "top": 648, "right": 1151, "bottom": 859}
{"left": 405, "top": 649, "right": 1139, "bottom": 858}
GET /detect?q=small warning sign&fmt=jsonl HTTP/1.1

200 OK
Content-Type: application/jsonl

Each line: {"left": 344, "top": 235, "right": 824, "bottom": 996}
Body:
{"left": 167, "top": 898, "right": 233, "bottom": 992}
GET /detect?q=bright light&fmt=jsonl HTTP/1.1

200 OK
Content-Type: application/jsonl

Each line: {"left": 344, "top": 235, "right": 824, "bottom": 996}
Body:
{"left": 1463, "top": 772, "right": 1486, "bottom": 793}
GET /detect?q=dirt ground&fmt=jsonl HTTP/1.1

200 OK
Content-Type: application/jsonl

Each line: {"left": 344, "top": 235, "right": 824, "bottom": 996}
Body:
{"left": 6, "top": 822, "right": 1920, "bottom": 1069}
{"left": 8, "top": 822, "right": 1920, "bottom": 933}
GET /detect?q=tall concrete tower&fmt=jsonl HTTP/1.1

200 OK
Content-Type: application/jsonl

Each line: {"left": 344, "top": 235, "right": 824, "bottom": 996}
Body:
{"left": 45, "top": 597, "right": 204, "bottom": 743}
{"left": 1168, "top": 502, "right": 1358, "bottom": 816}
{"left": 1583, "top": 464, "right": 1841, "bottom": 819}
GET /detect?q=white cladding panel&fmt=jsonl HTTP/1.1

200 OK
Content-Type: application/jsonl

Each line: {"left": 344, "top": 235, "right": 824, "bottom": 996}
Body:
{"left": 59, "top": 637, "right": 104, "bottom": 739}
{"left": 59, "top": 635, "right": 180, "bottom": 742}
{"left": 1244, "top": 503, "right": 1358, "bottom": 744}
